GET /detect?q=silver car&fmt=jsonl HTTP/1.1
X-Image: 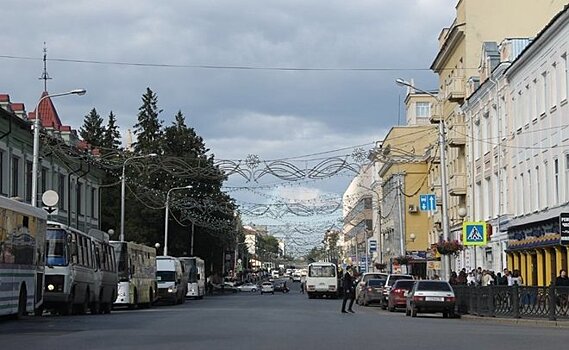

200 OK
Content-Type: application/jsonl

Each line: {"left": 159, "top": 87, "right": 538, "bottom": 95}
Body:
{"left": 405, "top": 280, "right": 456, "bottom": 318}
{"left": 260, "top": 282, "right": 274, "bottom": 295}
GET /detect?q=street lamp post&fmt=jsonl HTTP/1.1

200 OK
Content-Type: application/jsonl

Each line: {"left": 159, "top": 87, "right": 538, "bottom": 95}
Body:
{"left": 120, "top": 153, "right": 158, "bottom": 242}
{"left": 32, "top": 89, "right": 86, "bottom": 207}
{"left": 163, "top": 185, "right": 192, "bottom": 256}
{"left": 395, "top": 78, "right": 451, "bottom": 281}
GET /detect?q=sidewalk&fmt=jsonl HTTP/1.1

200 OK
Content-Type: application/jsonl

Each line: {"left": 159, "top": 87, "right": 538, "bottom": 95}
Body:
{"left": 460, "top": 314, "right": 569, "bottom": 328}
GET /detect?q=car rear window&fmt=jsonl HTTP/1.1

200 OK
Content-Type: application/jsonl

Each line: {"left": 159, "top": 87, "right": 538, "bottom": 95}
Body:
{"left": 416, "top": 281, "right": 452, "bottom": 291}
{"left": 393, "top": 280, "right": 415, "bottom": 289}
{"left": 368, "top": 279, "right": 386, "bottom": 287}
{"left": 387, "top": 275, "right": 413, "bottom": 286}
{"left": 363, "top": 274, "right": 387, "bottom": 282}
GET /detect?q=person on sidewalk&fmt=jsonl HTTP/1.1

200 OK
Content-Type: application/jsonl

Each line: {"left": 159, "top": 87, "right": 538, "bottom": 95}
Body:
{"left": 555, "top": 269, "right": 569, "bottom": 310}
{"left": 341, "top": 266, "right": 355, "bottom": 314}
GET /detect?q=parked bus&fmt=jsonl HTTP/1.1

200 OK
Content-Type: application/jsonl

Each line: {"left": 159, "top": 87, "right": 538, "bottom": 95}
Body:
{"left": 44, "top": 222, "right": 102, "bottom": 315}
{"left": 306, "top": 262, "right": 338, "bottom": 299}
{"left": 88, "top": 229, "right": 118, "bottom": 314}
{"left": 111, "top": 241, "right": 157, "bottom": 309}
{"left": 179, "top": 257, "right": 205, "bottom": 299}
{"left": 0, "top": 196, "right": 47, "bottom": 318}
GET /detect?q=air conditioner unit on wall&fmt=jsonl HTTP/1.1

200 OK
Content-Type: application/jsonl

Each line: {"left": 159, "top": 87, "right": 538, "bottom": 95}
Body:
{"left": 408, "top": 204, "right": 418, "bottom": 213}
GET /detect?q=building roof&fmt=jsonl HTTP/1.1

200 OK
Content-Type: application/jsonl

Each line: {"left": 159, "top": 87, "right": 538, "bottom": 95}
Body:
{"left": 28, "top": 91, "right": 64, "bottom": 129}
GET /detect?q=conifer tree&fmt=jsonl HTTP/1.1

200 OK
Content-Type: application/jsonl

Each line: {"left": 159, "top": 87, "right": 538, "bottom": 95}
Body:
{"left": 79, "top": 108, "right": 104, "bottom": 147}
{"left": 133, "top": 87, "right": 163, "bottom": 155}
{"left": 101, "top": 111, "right": 122, "bottom": 152}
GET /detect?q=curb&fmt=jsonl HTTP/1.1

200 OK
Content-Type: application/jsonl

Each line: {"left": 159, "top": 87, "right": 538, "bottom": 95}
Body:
{"left": 460, "top": 314, "right": 569, "bottom": 328}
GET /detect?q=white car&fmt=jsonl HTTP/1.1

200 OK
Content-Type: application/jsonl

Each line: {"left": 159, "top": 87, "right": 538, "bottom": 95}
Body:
{"left": 237, "top": 283, "right": 259, "bottom": 293}
{"left": 260, "top": 282, "right": 274, "bottom": 295}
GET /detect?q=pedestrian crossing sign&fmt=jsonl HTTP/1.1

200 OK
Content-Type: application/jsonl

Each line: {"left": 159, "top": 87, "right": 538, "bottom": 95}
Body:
{"left": 462, "top": 222, "right": 487, "bottom": 246}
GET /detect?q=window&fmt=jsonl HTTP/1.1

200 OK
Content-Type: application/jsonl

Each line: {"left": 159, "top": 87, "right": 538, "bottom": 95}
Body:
{"left": 0, "top": 150, "right": 3, "bottom": 195}
{"left": 544, "top": 162, "right": 549, "bottom": 208}
{"left": 535, "top": 166, "right": 540, "bottom": 210}
{"left": 91, "top": 187, "right": 96, "bottom": 218}
{"left": 555, "top": 159, "right": 560, "bottom": 204}
{"left": 520, "top": 173, "right": 525, "bottom": 214}
{"left": 58, "top": 174, "right": 65, "bottom": 210}
{"left": 41, "top": 167, "right": 48, "bottom": 195}
{"left": 415, "top": 102, "right": 430, "bottom": 117}
{"left": 542, "top": 71, "right": 548, "bottom": 115}
{"left": 562, "top": 54, "right": 568, "bottom": 101}
{"left": 25, "top": 161, "right": 32, "bottom": 203}
{"left": 11, "top": 157, "right": 19, "bottom": 197}
{"left": 76, "top": 182, "right": 83, "bottom": 215}
{"left": 551, "top": 63, "right": 558, "bottom": 108}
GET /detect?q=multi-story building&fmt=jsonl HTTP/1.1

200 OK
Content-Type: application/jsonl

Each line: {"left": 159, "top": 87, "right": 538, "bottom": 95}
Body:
{"left": 462, "top": 39, "right": 530, "bottom": 272}
{"left": 376, "top": 125, "right": 436, "bottom": 277}
{"left": 502, "top": 7, "right": 569, "bottom": 286}
{"left": 430, "top": 0, "right": 566, "bottom": 274}
{"left": 342, "top": 165, "right": 373, "bottom": 270}
{"left": 0, "top": 92, "right": 103, "bottom": 232}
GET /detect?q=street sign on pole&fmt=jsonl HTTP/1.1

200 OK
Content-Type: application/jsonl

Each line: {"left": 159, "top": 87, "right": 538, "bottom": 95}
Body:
{"left": 368, "top": 239, "right": 377, "bottom": 253}
{"left": 419, "top": 194, "right": 437, "bottom": 211}
{"left": 463, "top": 222, "right": 487, "bottom": 246}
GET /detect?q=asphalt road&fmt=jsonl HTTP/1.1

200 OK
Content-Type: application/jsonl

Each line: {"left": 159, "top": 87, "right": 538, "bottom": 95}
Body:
{"left": 0, "top": 280, "right": 567, "bottom": 350}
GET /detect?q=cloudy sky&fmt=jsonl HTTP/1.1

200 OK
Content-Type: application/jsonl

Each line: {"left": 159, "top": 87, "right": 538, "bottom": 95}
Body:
{"left": 2, "top": 0, "right": 454, "bottom": 252}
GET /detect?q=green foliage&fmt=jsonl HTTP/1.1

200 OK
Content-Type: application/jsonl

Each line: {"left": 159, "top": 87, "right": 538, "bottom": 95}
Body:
{"left": 306, "top": 246, "right": 326, "bottom": 263}
{"left": 101, "top": 111, "right": 122, "bottom": 152}
{"left": 256, "top": 235, "right": 279, "bottom": 258}
{"left": 133, "top": 87, "right": 163, "bottom": 155}
{"left": 79, "top": 108, "right": 104, "bottom": 147}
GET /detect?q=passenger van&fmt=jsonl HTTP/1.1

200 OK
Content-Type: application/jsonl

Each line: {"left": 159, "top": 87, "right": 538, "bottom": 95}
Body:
{"left": 156, "top": 256, "right": 187, "bottom": 305}
{"left": 178, "top": 257, "right": 205, "bottom": 299}
{"left": 306, "top": 262, "right": 338, "bottom": 299}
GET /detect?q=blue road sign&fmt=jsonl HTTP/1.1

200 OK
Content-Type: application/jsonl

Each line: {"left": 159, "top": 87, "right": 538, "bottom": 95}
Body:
{"left": 419, "top": 194, "right": 437, "bottom": 211}
{"left": 369, "top": 239, "right": 377, "bottom": 253}
{"left": 463, "top": 222, "right": 487, "bottom": 246}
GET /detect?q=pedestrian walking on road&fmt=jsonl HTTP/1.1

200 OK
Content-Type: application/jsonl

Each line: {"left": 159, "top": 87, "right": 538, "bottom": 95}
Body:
{"left": 300, "top": 274, "right": 306, "bottom": 294}
{"left": 341, "top": 266, "right": 355, "bottom": 314}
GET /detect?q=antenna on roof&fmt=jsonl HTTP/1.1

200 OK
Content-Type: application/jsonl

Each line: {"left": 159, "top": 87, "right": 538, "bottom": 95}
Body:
{"left": 39, "top": 42, "right": 52, "bottom": 92}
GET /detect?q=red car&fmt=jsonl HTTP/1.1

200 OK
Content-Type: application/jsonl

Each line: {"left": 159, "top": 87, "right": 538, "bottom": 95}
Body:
{"left": 388, "top": 279, "right": 415, "bottom": 312}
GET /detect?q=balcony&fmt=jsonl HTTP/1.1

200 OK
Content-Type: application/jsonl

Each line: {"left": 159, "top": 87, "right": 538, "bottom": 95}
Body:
{"left": 447, "top": 123, "right": 466, "bottom": 147}
{"left": 445, "top": 76, "right": 465, "bottom": 102}
{"left": 448, "top": 172, "right": 466, "bottom": 196}
{"left": 425, "top": 145, "right": 440, "bottom": 163}
{"left": 429, "top": 102, "right": 443, "bottom": 123}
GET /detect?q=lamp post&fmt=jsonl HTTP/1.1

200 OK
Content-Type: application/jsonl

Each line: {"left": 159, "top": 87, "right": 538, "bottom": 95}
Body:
{"left": 32, "top": 89, "right": 86, "bottom": 207}
{"left": 120, "top": 153, "right": 158, "bottom": 242}
{"left": 395, "top": 78, "right": 451, "bottom": 281}
{"left": 163, "top": 185, "right": 192, "bottom": 256}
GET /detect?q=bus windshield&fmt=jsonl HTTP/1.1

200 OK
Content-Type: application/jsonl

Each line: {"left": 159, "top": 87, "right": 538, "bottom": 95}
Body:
{"left": 111, "top": 242, "right": 129, "bottom": 281}
{"left": 46, "top": 229, "right": 68, "bottom": 266}
{"left": 157, "top": 271, "right": 176, "bottom": 282}
{"left": 309, "top": 265, "right": 336, "bottom": 278}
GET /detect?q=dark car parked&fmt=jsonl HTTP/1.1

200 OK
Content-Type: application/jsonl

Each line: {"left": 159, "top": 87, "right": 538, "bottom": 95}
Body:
{"left": 357, "top": 279, "right": 386, "bottom": 306}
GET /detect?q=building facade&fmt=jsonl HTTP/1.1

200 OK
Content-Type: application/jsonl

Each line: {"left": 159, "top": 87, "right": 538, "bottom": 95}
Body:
{"left": 0, "top": 93, "right": 103, "bottom": 232}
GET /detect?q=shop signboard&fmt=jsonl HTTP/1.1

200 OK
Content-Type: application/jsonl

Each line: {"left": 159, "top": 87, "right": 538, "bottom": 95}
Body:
{"left": 560, "top": 213, "right": 569, "bottom": 244}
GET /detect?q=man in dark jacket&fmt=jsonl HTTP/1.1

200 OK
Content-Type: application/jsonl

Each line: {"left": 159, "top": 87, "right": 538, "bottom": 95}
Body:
{"left": 341, "top": 266, "right": 355, "bottom": 313}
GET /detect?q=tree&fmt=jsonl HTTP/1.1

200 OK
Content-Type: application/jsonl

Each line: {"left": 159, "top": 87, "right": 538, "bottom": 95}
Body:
{"left": 162, "top": 110, "right": 207, "bottom": 157}
{"left": 101, "top": 111, "right": 122, "bottom": 152}
{"left": 133, "top": 87, "right": 163, "bottom": 155}
{"left": 79, "top": 108, "right": 104, "bottom": 147}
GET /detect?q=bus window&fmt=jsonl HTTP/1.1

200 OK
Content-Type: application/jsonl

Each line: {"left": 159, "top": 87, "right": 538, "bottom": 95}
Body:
{"left": 46, "top": 229, "right": 68, "bottom": 266}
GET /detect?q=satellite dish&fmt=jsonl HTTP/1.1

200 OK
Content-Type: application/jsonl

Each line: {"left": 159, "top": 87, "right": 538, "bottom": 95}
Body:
{"left": 42, "top": 190, "right": 59, "bottom": 207}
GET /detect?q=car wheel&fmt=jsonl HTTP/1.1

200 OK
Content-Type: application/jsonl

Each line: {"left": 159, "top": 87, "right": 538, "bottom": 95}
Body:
{"left": 443, "top": 312, "right": 449, "bottom": 318}
{"left": 271, "top": 292, "right": 274, "bottom": 295}
{"left": 251, "top": 288, "right": 257, "bottom": 293}
{"left": 411, "top": 306, "right": 418, "bottom": 318}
